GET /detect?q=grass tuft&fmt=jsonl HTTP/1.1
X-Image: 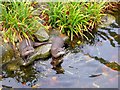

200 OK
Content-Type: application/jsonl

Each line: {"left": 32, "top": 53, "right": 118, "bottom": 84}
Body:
{"left": 0, "top": 1, "right": 39, "bottom": 45}
{"left": 44, "top": 2, "right": 106, "bottom": 41}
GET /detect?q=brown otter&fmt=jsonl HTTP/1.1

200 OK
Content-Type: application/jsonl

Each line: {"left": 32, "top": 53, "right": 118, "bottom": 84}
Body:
{"left": 19, "top": 39, "right": 51, "bottom": 59}
{"left": 50, "top": 36, "right": 65, "bottom": 58}
{"left": 19, "top": 36, "right": 66, "bottom": 60}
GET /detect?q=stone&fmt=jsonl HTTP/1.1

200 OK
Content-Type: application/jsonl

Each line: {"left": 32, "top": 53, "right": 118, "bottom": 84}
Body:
{"left": 1, "top": 42, "right": 24, "bottom": 70}
{"left": 32, "top": 9, "right": 41, "bottom": 16}
{"left": 34, "top": 27, "right": 49, "bottom": 42}
{"left": 2, "top": 58, "right": 24, "bottom": 71}
{"left": 23, "top": 44, "right": 52, "bottom": 66}
{"left": 99, "top": 14, "right": 116, "bottom": 27}
{"left": 0, "top": 43, "right": 14, "bottom": 64}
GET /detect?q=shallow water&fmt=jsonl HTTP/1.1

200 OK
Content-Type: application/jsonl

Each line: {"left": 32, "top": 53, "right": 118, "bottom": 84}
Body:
{"left": 1, "top": 13, "right": 120, "bottom": 88}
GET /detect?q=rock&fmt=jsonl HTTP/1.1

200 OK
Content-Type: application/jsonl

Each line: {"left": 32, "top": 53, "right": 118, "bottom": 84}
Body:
{"left": 2, "top": 59, "right": 23, "bottom": 71}
{"left": 99, "top": 14, "right": 116, "bottom": 28}
{"left": 50, "top": 36, "right": 65, "bottom": 58}
{"left": 32, "top": 44, "right": 52, "bottom": 59}
{"left": 32, "top": 2, "right": 49, "bottom": 16}
{"left": 1, "top": 42, "right": 24, "bottom": 70}
{"left": 34, "top": 27, "right": 49, "bottom": 42}
{"left": 49, "top": 28, "right": 69, "bottom": 42}
{"left": 23, "top": 44, "right": 52, "bottom": 66}
{"left": 32, "top": 9, "right": 41, "bottom": 16}
{"left": 0, "top": 43, "right": 14, "bottom": 64}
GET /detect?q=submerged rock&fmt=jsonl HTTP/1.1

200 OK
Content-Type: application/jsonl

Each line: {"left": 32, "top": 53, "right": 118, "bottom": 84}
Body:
{"left": 34, "top": 27, "right": 49, "bottom": 42}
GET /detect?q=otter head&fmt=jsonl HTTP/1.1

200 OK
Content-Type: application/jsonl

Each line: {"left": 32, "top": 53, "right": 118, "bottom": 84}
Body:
{"left": 51, "top": 47, "right": 65, "bottom": 58}
{"left": 21, "top": 46, "right": 34, "bottom": 58}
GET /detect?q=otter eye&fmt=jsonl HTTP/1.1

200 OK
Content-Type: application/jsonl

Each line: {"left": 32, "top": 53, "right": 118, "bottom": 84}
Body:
{"left": 57, "top": 49, "right": 62, "bottom": 52}
{"left": 58, "top": 51, "right": 60, "bottom": 52}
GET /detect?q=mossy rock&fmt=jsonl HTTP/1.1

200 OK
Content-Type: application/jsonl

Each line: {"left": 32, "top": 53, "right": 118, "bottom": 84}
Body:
{"left": 34, "top": 27, "right": 49, "bottom": 42}
{"left": 23, "top": 44, "right": 52, "bottom": 66}
{"left": 2, "top": 59, "right": 23, "bottom": 71}
{"left": 0, "top": 43, "right": 14, "bottom": 64}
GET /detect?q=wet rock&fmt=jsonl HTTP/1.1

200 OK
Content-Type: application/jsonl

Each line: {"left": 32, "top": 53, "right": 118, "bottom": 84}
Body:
{"left": 0, "top": 43, "right": 14, "bottom": 64}
{"left": 1, "top": 43, "right": 24, "bottom": 71}
{"left": 99, "top": 14, "right": 116, "bottom": 27}
{"left": 34, "top": 27, "right": 49, "bottom": 42}
{"left": 0, "top": 34, "right": 24, "bottom": 67}
{"left": 50, "top": 36, "right": 65, "bottom": 58}
{"left": 2, "top": 59, "right": 23, "bottom": 71}
{"left": 32, "top": 2, "right": 48, "bottom": 16}
{"left": 32, "top": 44, "right": 52, "bottom": 59}
{"left": 23, "top": 44, "right": 52, "bottom": 66}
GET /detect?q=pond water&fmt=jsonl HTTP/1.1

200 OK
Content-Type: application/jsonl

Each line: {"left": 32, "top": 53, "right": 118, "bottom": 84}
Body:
{"left": 1, "top": 13, "right": 120, "bottom": 88}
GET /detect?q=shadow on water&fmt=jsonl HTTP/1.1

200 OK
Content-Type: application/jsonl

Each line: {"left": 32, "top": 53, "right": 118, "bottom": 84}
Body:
{"left": 2, "top": 64, "right": 38, "bottom": 87}
{"left": 1, "top": 9, "right": 120, "bottom": 88}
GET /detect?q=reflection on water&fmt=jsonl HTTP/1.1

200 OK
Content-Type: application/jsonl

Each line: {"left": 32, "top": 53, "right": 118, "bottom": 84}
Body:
{"left": 81, "top": 27, "right": 119, "bottom": 63}
{"left": 1, "top": 13, "right": 120, "bottom": 88}
{"left": 51, "top": 58, "right": 65, "bottom": 74}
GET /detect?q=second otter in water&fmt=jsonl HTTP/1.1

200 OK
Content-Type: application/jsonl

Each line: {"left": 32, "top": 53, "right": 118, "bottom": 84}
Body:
{"left": 50, "top": 36, "right": 65, "bottom": 58}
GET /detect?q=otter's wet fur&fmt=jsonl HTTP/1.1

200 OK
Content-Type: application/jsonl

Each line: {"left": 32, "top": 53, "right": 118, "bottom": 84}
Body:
{"left": 50, "top": 36, "right": 65, "bottom": 58}
{"left": 19, "top": 39, "right": 51, "bottom": 59}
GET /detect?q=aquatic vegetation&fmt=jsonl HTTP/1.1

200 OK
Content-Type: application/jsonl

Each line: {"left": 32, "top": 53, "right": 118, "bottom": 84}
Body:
{"left": 0, "top": 1, "right": 39, "bottom": 45}
{"left": 44, "top": 2, "right": 106, "bottom": 41}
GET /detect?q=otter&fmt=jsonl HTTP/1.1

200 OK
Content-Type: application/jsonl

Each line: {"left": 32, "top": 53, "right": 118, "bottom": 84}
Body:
{"left": 19, "top": 36, "right": 66, "bottom": 60}
{"left": 19, "top": 39, "right": 51, "bottom": 59}
{"left": 50, "top": 36, "right": 65, "bottom": 58}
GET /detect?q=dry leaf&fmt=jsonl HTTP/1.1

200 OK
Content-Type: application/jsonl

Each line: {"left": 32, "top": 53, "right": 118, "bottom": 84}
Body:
{"left": 32, "top": 84, "right": 40, "bottom": 88}
{"left": 52, "top": 76, "right": 57, "bottom": 81}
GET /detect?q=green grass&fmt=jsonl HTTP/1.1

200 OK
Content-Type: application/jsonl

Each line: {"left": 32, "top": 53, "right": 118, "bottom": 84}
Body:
{"left": 0, "top": 1, "right": 107, "bottom": 45}
{"left": 44, "top": 2, "right": 106, "bottom": 41}
{"left": 0, "top": 1, "right": 39, "bottom": 45}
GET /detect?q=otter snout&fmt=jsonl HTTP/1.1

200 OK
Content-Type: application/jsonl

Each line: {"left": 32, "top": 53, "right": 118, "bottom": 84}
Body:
{"left": 51, "top": 48, "right": 65, "bottom": 58}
